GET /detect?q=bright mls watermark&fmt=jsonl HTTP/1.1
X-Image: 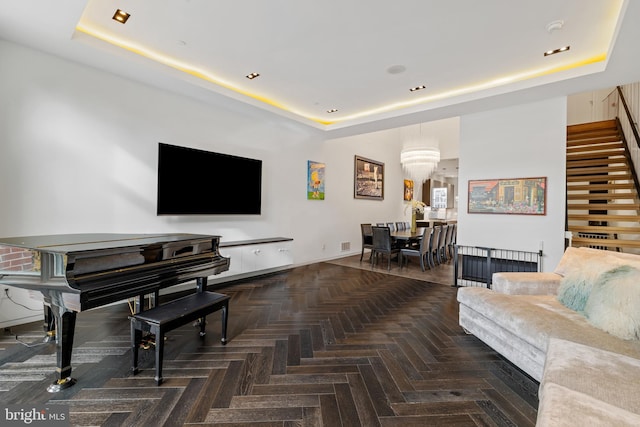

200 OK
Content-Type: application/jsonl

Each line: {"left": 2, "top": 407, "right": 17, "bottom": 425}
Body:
{"left": 2, "top": 405, "right": 69, "bottom": 426}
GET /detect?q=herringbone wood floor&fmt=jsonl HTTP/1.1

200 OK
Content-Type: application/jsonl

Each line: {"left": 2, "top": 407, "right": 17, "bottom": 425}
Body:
{"left": 0, "top": 261, "right": 538, "bottom": 426}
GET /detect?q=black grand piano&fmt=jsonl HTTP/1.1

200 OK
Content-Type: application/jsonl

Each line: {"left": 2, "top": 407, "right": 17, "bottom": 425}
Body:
{"left": 0, "top": 233, "right": 229, "bottom": 392}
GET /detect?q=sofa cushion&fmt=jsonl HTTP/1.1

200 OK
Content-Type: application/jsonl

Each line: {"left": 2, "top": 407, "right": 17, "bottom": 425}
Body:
{"left": 537, "top": 383, "right": 640, "bottom": 427}
{"left": 541, "top": 338, "right": 640, "bottom": 415}
{"left": 492, "top": 272, "right": 561, "bottom": 295}
{"left": 553, "top": 247, "right": 627, "bottom": 278}
{"left": 552, "top": 246, "right": 584, "bottom": 277}
{"left": 584, "top": 265, "right": 640, "bottom": 340}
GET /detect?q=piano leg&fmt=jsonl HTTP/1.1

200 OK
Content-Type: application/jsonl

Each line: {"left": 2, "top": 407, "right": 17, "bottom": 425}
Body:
{"left": 47, "top": 309, "right": 77, "bottom": 392}
{"left": 43, "top": 303, "right": 56, "bottom": 342}
{"left": 221, "top": 302, "right": 228, "bottom": 345}
{"left": 42, "top": 294, "right": 78, "bottom": 392}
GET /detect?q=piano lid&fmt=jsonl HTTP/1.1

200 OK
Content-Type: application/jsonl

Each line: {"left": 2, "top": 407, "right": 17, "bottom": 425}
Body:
{"left": 0, "top": 233, "right": 222, "bottom": 255}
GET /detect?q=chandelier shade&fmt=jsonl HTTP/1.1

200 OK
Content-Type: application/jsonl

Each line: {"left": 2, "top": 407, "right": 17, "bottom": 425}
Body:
{"left": 401, "top": 146, "right": 440, "bottom": 184}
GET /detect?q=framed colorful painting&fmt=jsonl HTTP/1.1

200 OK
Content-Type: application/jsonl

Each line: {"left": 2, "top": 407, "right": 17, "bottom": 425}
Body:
{"left": 403, "top": 179, "right": 414, "bottom": 201}
{"left": 354, "top": 156, "right": 384, "bottom": 200}
{"left": 468, "top": 177, "right": 546, "bottom": 215}
{"left": 307, "top": 161, "right": 325, "bottom": 200}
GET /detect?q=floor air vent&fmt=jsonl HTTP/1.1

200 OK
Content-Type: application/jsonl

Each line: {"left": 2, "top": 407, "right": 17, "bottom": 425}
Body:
{"left": 341, "top": 242, "right": 350, "bottom": 252}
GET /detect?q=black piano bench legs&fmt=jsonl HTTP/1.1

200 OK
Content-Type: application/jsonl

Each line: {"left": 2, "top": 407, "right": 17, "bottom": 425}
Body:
{"left": 130, "top": 291, "right": 230, "bottom": 386}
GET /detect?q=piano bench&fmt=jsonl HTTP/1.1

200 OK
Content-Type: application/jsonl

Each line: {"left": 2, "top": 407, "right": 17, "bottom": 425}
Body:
{"left": 130, "top": 291, "right": 229, "bottom": 385}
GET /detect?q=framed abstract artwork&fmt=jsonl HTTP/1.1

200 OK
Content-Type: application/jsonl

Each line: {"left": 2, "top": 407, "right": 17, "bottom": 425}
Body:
{"left": 468, "top": 177, "right": 546, "bottom": 215}
{"left": 354, "top": 156, "right": 384, "bottom": 200}
{"left": 307, "top": 160, "right": 325, "bottom": 200}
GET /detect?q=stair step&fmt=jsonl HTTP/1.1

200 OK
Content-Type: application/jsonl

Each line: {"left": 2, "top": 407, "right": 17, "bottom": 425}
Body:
{"left": 571, "top": 237, "right": 640, "bottom": 249}
{"left": 566, "top": 173, "right": 631, "bottom": 182}
{"left": 567, "top": 122, "right": 619, "bottom": 139}
{"left": 567, "top": 120, "right": 618, "bottom": 134}
{"left": 567, "top": 134, "right": 621, "bottom": 146}
{"left": 567, "top": 183, "right": 635, "bottom": 191}
{"left": 567, "top": 131, "right": 620, "bottom": 143}
{"left": 568, "top": 203, "right": 640, "bottom": 210}
{"left": 567, "top": 193, "right": 637, "bottom": 201}
{"left": 566, "top": 149, "right": 625, "bottom": 160}
{"left": 568, "top": 214, "right": 640, "bottom": 221}
{"left": 569, "top": 226, "right": 640, "bottom": 234}
{"left": 567, "top": 140, "right": 624, "bottom": 152}
{"left": 566, "top": 165, "right": 629, "bottom": 175}
{"left": 567, "top": 158, "right": 627, "bottom": 168}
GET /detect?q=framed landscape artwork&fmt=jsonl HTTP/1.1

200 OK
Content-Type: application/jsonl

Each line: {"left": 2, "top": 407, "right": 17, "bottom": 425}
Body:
{"left": 468, "top": 177, "right": 546, "bottom": 215}
{"left": 307, "top": 160, "right": 325, "bottom": 200}
{"left": 354, "top": 155, "right": 384, "bottom": 200}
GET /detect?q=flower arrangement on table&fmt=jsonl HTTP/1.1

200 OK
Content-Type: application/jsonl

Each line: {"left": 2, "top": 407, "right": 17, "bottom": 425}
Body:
{"left": 405, "top": 199, "right": 426, "bottom": 232}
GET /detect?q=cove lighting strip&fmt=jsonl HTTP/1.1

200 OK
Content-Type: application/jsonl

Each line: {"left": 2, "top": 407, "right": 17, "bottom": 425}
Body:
{"left": 76, "top": 23, "right": 606, "bottom": 127}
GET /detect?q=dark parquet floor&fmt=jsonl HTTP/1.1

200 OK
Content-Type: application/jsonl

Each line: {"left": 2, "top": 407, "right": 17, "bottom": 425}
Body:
{"left": 0, "top": 260, "right": 539, "bottom": 426}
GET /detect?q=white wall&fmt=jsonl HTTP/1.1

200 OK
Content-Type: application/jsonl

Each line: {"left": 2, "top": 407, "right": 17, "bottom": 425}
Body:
{"left": 458, "top": 98, "right": 567, "bottom": 271}
{"left": 567, "top": 87, "right": 615, "bottom": 125}
{"left": 0, "top": 39, "right": 571, "bottom": 327}
{"left": 0, "top": 40, "right": 410, "bottom": 326}
{"left": 0, "top": 288, "right": 43, "bottom": 328}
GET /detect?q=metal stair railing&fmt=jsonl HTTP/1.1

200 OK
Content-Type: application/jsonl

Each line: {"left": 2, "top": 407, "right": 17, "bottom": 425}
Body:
{"left": 617, "top": 86, "right": 640, "bottom": 150}
{"left": 616, "top": 117, "right": 640, "bottom": 203}
{"left": 616, "top": 86, "right": 640, "bottom": 217}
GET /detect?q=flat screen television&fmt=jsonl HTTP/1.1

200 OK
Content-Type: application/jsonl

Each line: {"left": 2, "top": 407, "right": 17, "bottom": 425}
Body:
{"left": 157, "top": 142, "right": 262, "bottom": 215}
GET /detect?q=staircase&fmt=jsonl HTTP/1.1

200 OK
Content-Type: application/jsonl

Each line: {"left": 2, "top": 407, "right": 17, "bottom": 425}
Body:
{"left": 566, "top": 119, "right": 640, "bottom": 251}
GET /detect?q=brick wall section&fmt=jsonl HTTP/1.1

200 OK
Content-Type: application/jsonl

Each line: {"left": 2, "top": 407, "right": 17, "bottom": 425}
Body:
{"left": 0, "top": 246, "right": 34, "bottom": 271}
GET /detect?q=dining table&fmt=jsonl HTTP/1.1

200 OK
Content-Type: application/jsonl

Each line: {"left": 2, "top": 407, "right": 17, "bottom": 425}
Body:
{"left": 390, "top": 227, "right": 427, "bottom": 243}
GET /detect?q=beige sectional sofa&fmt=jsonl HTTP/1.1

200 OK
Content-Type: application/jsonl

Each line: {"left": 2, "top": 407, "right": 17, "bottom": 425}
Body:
{"left": 457, "top": 246, "right": 640, "bottom": 426}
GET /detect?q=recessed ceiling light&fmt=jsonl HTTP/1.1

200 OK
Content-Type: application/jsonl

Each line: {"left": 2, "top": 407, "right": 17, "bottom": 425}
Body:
{"left": 544, "top": 46, "right": 570, "bottom": 56}
{"left": 246, "top": 72, "right": 260, "bottom": 80}
{"left": 327, "top": 109, "right": 338, "bottom": 113}
{"left": 410, "top": 85, "right": 426, "bottom": 92}
{"left": 112, "top": 9, "right": 130, "bottom": 24}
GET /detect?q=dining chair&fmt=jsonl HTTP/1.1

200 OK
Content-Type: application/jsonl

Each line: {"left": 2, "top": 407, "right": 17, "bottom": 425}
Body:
{"left": 386, "top": 222, "right": 396, "bottom": 232}
{"left": 371, "top": 226, "right": 399, "bottom": 271}
{"left": 428, "top": 226, "right": 441, "bottom": 268}
{"left": 360, "top": 223, "right": 374, "bottom": 262}
{"left": 437, "top": 225, "right": 449, "bottom": 264}
{"left": 396, "top": 222, "right": 405, "bottom": 231}
{"left": 442, "top": 224, "right": 454, "bottom": 263}
{"left": 399, "top": 227, "right": 430, "bottom": 271}
{"left": 448, "top": 223, "right": 457, "bottom": 259}
{"left": 444, "top": 223, "right": 455, "bottom": 260}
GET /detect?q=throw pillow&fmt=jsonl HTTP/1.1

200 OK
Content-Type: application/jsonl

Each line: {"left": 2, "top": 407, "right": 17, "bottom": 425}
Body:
{"left": 584, "top": 265, "right": 640, "bottom": 340}
{"left": 557, "top": 269, "right": 598, "bottom": 312}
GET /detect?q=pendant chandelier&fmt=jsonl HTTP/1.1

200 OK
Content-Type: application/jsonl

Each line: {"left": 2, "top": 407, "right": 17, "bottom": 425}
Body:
{"left": 400, "top": 124, "right": 440, "bottom": 184}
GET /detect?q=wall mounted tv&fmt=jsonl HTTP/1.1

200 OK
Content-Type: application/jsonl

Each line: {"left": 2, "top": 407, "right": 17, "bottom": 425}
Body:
{"left": 157, "top": 142, "right": 262, "bottom": 215}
